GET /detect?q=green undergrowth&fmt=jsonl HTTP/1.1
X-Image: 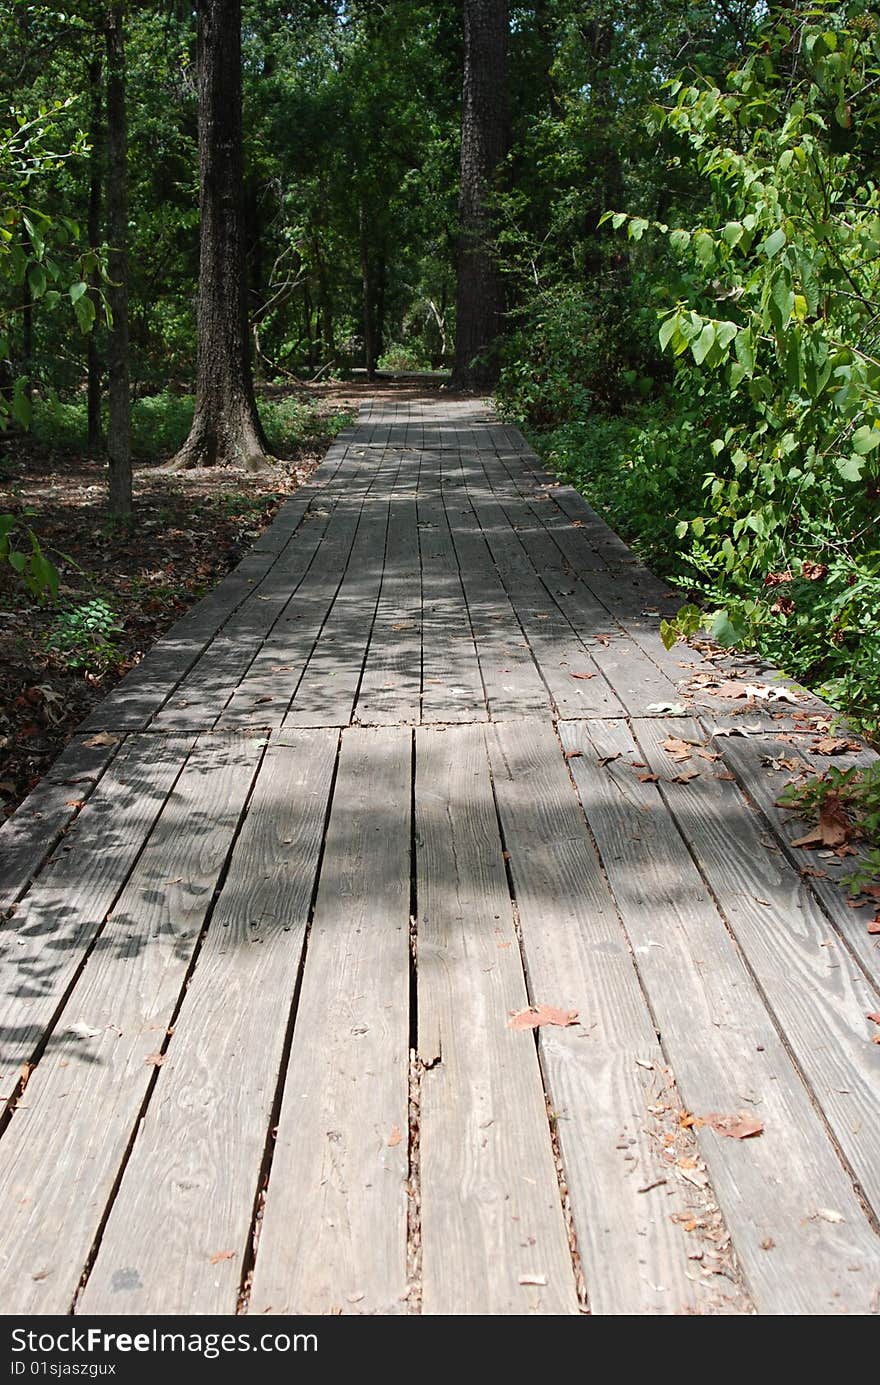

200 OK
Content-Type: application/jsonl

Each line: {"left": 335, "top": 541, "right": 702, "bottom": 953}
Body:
{"left": 31, "top": 390, "right": 350, "bottom": 459}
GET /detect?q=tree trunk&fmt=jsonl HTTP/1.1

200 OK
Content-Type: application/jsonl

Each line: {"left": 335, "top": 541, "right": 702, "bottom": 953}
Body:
{"left": 105, "top": 4, "right": 132, "bottom": 519}
{"left": 20, "top": 226, "right": 33, "bottom": 409}
{"left": 169, "top": 0, "right": 270, "bottom": 471}
{"left": 359, "top": 202, "right": 376, "bottom": 380}
{"left": 87, "top": 54, "right": 103, "bottom": 448}
{"left": 452, "top": 0, "right": 509, "bottom": 390}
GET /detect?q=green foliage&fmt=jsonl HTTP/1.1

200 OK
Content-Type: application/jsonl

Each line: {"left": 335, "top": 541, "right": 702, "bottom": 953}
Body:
{"left": 376, "top": 343, "right": 432, "bottom": 372}
{"left": 779, "top": 762, "right": 880, "bottom": 890}
{"left": 590, "top": 2, "right": 880, "bottom": 731}
{"left": 44, "top": 596, "right": 122, "bottom": 671}
{"left": 0, "top": 510, "right": 58, "bottom": 598}
{"left": 32, "top": 390, "right": 351, "bottom": 458}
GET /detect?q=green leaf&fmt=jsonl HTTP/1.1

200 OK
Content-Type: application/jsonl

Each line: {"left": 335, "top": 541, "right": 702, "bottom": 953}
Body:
{"left": 691, "top": 322, "right": 716, "bottom": 365}
{"left": 851, "top": 425, "right": 880, "bottom": 455}
{"left": 73, "top": 294, "right": 96, "bottom": 334}
{"left": 69, "top": 280, "right": 88, "bottom": 305}
{"left": 694, "top": 231, "right": 715, "bottom": 267}
{"left": 721, "top": 221, "right": 743, "bottom": 247}
{"left": 763, "top": 228, "right": 787, "bottom": 258}
{"left": 837, "top": 455, "right": 864, "bottom": 482}
{"left": 669, "top": 228, "right": 690, "bottom": 253}
{"left": 658, "top": 314, "right": 679, "bottom": 350}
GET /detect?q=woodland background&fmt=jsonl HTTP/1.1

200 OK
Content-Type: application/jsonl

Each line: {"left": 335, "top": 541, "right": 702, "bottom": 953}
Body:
{"left": 2, "top": 1, "right": 880, "bottom": 821}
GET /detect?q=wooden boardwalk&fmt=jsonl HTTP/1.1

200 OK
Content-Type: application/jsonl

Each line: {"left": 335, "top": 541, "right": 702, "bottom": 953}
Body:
{"left": 1, "top": 396, "right": 879, "bottom": 1316}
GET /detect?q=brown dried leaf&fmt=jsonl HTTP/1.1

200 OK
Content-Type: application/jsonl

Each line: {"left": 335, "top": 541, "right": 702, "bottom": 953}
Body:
{"left": 791, "top": 795, "right": 850, "bottom": 849}
{"left": 82, "top": 732, "right": 121, "bottom": 747}
{"left": 209, "top": 1250, "right": 236, "bottom": 1265}
{"left": 867, "top": 1012, "right": 880, "bottom": 1025}
{"left": 868, "top": 916, "right": 880, "bottom": 936}
{"left": 704, "top": 1113, "right": 764, "bottom": 1140}
{"left": 64, "top": 798, "right": 85, "bottom": 809}
{"left": 637, "top": 773, "right": 659, "bottom": 783}
{"left": 570, "top": 671, "right": 596, "bottom": 680}
{"left": 387, "top": 1125, "right": 402, "bottom": 1147}
{"left": 509, "top": 1005, "right": 578, "bottom": 1031}
{"left": 813, "top": 736, "right": 858, "bottom": 756}
{"left": 661, "top": 735, "right": 694, "bottom": 761}
{"left": 598, "top": 752, "right": 621, "bottom": 768}
{"left": 563, "top": 749, "right": 583, "bottom": 760}
{"left": 144, "top": 1052, "right": 166, "bottom": 1067}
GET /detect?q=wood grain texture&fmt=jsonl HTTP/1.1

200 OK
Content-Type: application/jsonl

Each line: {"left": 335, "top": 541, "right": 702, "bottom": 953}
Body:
{"left": 0, "top": 732, "right": 196, "bottom": 1102}
{"left": 487, "top": 720, "right": 717, "bottom": 1315}
{"left": 0, "top": 734, "right": 262, "bottom": 1314}
{"left": 561, "top": 718, "right": 880, "bottom": 1315}
{"left": 249, "top": 727, "right": 411, "bottom": 1315}
{"left": 415, "top": 723, "right": 578, "bottom": 1315}
{"left": 0, "top": 733, "right": 125, "bottom": 914}
{"left": 79, "top": 729, "right": 338, "bottom": 1315}
{"left": 635, "top": 717, "right": 880, "bottom": 1218}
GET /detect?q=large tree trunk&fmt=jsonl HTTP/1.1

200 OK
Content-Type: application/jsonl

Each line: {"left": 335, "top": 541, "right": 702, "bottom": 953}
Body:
{"left": 359, "top": 202, "right": 376, "bottom": 380}
{"left": 87, "top": 54, "right": 103, "bottom": 449}
{"left": 105, "top": 4, "right": 132, "bottom": 520}
{"left": 170, "top": 0, "right": 269, "bottom": 471}
{"left": 452, "top": 0, "right": 509, "bottom": 390}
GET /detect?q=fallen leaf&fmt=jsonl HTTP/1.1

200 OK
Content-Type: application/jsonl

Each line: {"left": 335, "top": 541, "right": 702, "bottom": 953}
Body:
{"left": 570, "top": 672, "right": 596, "bottom": 680}
{"left": 67, "top": 1022, "right": 103, "bottom": 1040}
{"left": 387, "top": 1125, "right": 402, "bottom": 1147}
{"left": 867, "top": 1012, "right": 880, "bottom": 1025}
{"left": 646, "top": 702, "right": 686, "bottom": 715}
{"left": 509, "top": 1005, "right": 578, "bottom": 1031}
{"left": 813, "top": 736, "right": 858, "bottom": 756}
{"left": 703, "top": 1113, "right": 764, "bottom": 1139}
{"left": 64, "top": 799, "right": 85, "bottom": 809}
{"left": 671, "top": 768, "right": 700, "bottom": 783}
{"left": 790, "top": 795, "right": 850, "bottom": 849}
{"left": 869, "top": 917, "right": 880, "bottom": 935}
{"left": 637, "top": 773, "right": 659, "bottom": 783}
{"left": 597, "top": 752, "right": 621, "bottom": 768}
{"left": 811, "top": 1207, "right": 845, "bottom": 1225}
{"left": 144, "top": 1052, "right": 166, "bottom": 1067}
{"left": 695, "top": 748, "right": 722, "bottom": 762}
{"left": 517, "top": 1273, "right": 547, "bottom": 1286}
{"left": 563, "top": 749, "right": 583, "bottom": 760}
{"left": 209, "top": 1250, "right": 236, "bottom": 1264}
{"left": 662, "top": 735, "right": 695, "bottom": 761}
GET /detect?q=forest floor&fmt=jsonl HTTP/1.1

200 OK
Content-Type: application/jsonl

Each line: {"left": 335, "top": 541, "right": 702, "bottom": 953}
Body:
{"left": 0, "top": 381, "right": 447, "bottom": 818}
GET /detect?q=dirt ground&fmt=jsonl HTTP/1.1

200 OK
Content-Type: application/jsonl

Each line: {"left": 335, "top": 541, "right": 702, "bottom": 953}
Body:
{"left": 0, "top": 382, "right": 455, "bottom": 818}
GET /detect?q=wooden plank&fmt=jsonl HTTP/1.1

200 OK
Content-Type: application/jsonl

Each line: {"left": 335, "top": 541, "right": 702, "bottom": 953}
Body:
{"left": 0, "top": 733, "right": 125, "bottom": 914}
{"left": 632, "top": 716, "right": 880, "bottom": 1225}
{"left": 283, "top": 484, "right": 394, "bottom": 727}
{"left": 415, "top": 724, "right": 578, "bottom": 1315}
{"left": 0, "top": 732, "right": 196, "bottom": 1102}
{"left": 354, "top": 461, "right": 423, "bottom": 725}
{"left": 560, "top": 718, "right": 880, "bottom": 1314}
{"left": 249, "top": 726, "right": 411, "bottom": 1315}
{"left": 460, "top": 455, "right": 626, "bottom": 718}
{"left": 218, "top": 451, "right": 392, "bottom": 728}
{"left": 717, "top": 734, "right": 880, "bottom": 992}
{"left": 486, "top": 720, "right": 721, "bottom": 1315}
{"left": 439, "top": 454, "right": 550, "bottom": 720}
{"left": 417, "top": 454, "right": 487, "bottom": 724}
{"left": 0, "top": 733, "right": 262, "bottom": 1314}
{"left": 79, "top": 729, "right": 338, "bottom": 1315}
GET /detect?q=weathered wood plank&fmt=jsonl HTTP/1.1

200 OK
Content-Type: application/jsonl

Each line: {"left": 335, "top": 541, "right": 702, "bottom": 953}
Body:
{"left": 354, "top": 461, "right": 423, "bottom": 725}
{"left": 487, "top": 720, "right": 722, "bottom": 1315}
{"left": 561, "top": 718, "right": 880, "bottom": 1315}
{"left": 79, "top": 729, "right": 338, "bottom": 1315}
{"left": 417, "top": 454, "right": 487, "bottom": 724}
{"left": 632, "top": 716, "right": 880, "bottom": 1225}
{"left": 439, "top": 454, "right": 550, "bottom": 720}
{"left": 717, "top": 734, "right": 880, "bottom": 993}
{"left": 249, "top": 726, "right": 411, "bottom": 1315}
{"left": 0, "top": 732, "right": 196, "bottom": 1102}
{"left": 0, "top": 733, "right": 125, "bottom": 914}
{"left": 415, "top": 724, "right": 578, "bottom": 1315}
{"left": 0, "top": 734, "right": 262, "bottom": 1314}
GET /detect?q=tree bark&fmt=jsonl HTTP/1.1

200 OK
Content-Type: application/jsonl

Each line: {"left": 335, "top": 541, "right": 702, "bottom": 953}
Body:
{"left": 105, "top": 4, "right": 132, "bottom": 519}
{"left": 452, "top": 0, "right": 509, "bottom": 389}
{"left": 359, "top": 201, "right": 376, "bottom": 379}
{"left": 87, "top": 54, "right": 103, "bottom": 448}
{"left": 169, "top": 0, "right": 270, "bottom": 471}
